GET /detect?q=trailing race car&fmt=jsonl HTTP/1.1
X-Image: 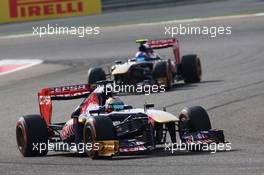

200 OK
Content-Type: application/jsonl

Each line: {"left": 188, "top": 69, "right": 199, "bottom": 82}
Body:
{"left": 87, "top": 38, "right": 202, "bottom": 90}
{"left": 16, "top": 82, "right": 225, "bottom": 159}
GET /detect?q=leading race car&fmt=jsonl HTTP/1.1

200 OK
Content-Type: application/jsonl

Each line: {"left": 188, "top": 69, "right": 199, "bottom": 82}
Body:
{"left": 87, "top": 38, "right": 202, "bottom": 90}
{"left": 16, "top": 82, "right": 225, "bottom": 159}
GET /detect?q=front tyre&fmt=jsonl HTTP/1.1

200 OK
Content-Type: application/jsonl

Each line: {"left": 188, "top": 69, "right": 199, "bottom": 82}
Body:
{"left": 178, "top": 106, "right": 211, "bottom": 133}
{"left": 178, "top": 106, "right": 215, "bottom": 152}
{"left": 153, "top": 61, "right": 172, "bottom": 90}
{"left": 83, "top": 116, "right": 116, "bottom": 159}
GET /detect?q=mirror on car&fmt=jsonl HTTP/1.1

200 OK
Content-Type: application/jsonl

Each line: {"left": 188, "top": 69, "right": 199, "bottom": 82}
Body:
{"left": 89, "top": 109, "right": 100, "bottom": 115}
{"left": 144, "top": 103, "right": 155, "bottom": 111}
{"left": 115, "top": 60, "right": 122, "bottom": 64}
{"left": 124, "top": 105, "right": 133, "bottom": 110}
{"left": 129, "top": 58, "right": 136, "bottom": 62}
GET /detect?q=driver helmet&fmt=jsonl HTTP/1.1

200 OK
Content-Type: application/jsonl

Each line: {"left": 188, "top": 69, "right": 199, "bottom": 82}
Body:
{"left": 139, "top": 44, "right": 151, "bottom": 52}
{"left": 105, "top": 97, "right": 125, "bottom": 112}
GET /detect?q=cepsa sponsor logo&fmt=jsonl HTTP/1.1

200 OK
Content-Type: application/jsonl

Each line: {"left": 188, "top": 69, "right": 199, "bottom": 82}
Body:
{"left": 51, "top": 84, "right": 88, "bottom": 93}
{"left": 9, "top": 0, "right": 85, "bottom": 18}
{"left": 49, "top": 84, "right": 90, "bottom": 97}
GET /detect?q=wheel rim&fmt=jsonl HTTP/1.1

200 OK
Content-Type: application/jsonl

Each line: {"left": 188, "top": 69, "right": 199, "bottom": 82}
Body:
{"left": 85, "top": 126, "right": 96, "bottom": 157}
{"left": 196, "top": 58, "right": 202, "bottom": 80}
{"left": 16, "top": 125, "right": 26, "bottom": 152}
{"left": 179, "top": 116, "right": 187, "bottom": 132}
{"left": 178, "top": 112, "right": 193, "bottom": 134}
{"left": 166, "top": 62, "right": 173, "bottom": 89}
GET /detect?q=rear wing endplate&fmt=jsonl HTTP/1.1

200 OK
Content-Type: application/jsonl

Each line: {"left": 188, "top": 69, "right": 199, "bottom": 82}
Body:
{"left": 38, "top": 84, "right": 92, "bottom": 125}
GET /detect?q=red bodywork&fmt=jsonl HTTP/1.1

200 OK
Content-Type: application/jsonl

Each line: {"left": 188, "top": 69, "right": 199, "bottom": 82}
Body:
{"left": 38, "top": 84, "right": 92, "bottom": 125}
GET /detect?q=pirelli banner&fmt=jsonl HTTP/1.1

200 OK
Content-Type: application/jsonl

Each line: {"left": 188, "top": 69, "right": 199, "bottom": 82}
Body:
{"left": 0, "top": 0, "right": 102, "bottom": 23}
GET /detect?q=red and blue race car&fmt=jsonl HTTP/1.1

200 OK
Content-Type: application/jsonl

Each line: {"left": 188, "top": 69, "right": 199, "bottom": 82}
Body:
{"left": 16, "top": 82, "right": 225, "bottom": 159}
{"left": 87, "top": 38, "right": 202, "bottom": 90}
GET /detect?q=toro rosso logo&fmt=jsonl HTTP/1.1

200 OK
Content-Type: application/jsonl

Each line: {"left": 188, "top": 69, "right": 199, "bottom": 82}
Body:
{"left": 9, "top": 0, "right": 84, "bottom": 18}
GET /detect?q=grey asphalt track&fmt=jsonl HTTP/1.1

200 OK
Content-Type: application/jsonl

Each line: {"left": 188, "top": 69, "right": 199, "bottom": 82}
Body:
{"left": 0, "top": 1, "right": 264, "bottom": 175}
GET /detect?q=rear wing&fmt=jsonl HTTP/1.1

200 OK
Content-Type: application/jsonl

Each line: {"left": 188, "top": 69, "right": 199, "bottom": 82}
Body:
{"left": 146, "top": 38, "right": 176, "bottom": 49}
{"left": 38, "top": 84, "right": 92, "bottom": 125}
{"left": 137, "top": 38, "right": 181, "bottom": 64}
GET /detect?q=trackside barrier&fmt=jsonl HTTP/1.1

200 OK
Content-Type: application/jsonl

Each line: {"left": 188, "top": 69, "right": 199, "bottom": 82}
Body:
{"left": 102, "top": 0, "right": 177, "bottom": 10}
{"left": 0, "top": 0, "right": 102, "bottom": 23}
{"left": 101, "top": 0, "right": 217, "bottom": 10}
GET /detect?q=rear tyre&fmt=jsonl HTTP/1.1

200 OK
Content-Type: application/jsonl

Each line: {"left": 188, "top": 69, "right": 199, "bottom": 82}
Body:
{"left": 181, "top": 55, "right": 202, "bottom": 83}
{"left": 83, "top": 116, "right": 116, "bottom": 159}
{"left": 87, "top": 67, "right": 106, "bottom": 85}
{"left": 16, "top": 115, "right": 48, "bottom": 157}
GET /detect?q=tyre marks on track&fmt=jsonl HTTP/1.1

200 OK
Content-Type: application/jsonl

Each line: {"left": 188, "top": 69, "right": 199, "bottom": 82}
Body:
{"left": 165, "top": 79, "right": 264, "bottom": 110}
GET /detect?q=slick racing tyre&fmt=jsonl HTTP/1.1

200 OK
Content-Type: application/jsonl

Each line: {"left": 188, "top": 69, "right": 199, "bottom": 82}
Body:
{"left": 16, "top": 115, "right": 48, "bottom": 157}
{"left": 178, "top": 106, "right": 212, "bottom": 152}
{"left": 178, "top": 106, "right": 212, "bottom": 133}
{"left": 83, "top": 116, "right": 116, "bottom": 159}
{"left": 153, "top": 61, "right": 172, "bottom": 90}
{"left": 181, "top": 55, "right": 202, "bottom": 83}
{"left": 87, "top": 67, "right": 106, "bottom": 85}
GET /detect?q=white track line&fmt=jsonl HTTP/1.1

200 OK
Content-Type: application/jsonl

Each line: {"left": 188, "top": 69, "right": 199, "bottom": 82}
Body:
{"left": 0, "top": 12, "right": 264, "bottom": 39}
{"left": 1, "top": 33, "right": 35, "bottom": 39}
{"left": 0, "top": 59, "right": 43, "bottom": 76}
{"left": 125, "top": 12, "right": 264, "bottom": 27}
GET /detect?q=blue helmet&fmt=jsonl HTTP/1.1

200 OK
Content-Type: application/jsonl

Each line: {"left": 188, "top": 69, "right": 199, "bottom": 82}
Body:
{"left": 105, "top": 97, "right": 124, "bottom": 112}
